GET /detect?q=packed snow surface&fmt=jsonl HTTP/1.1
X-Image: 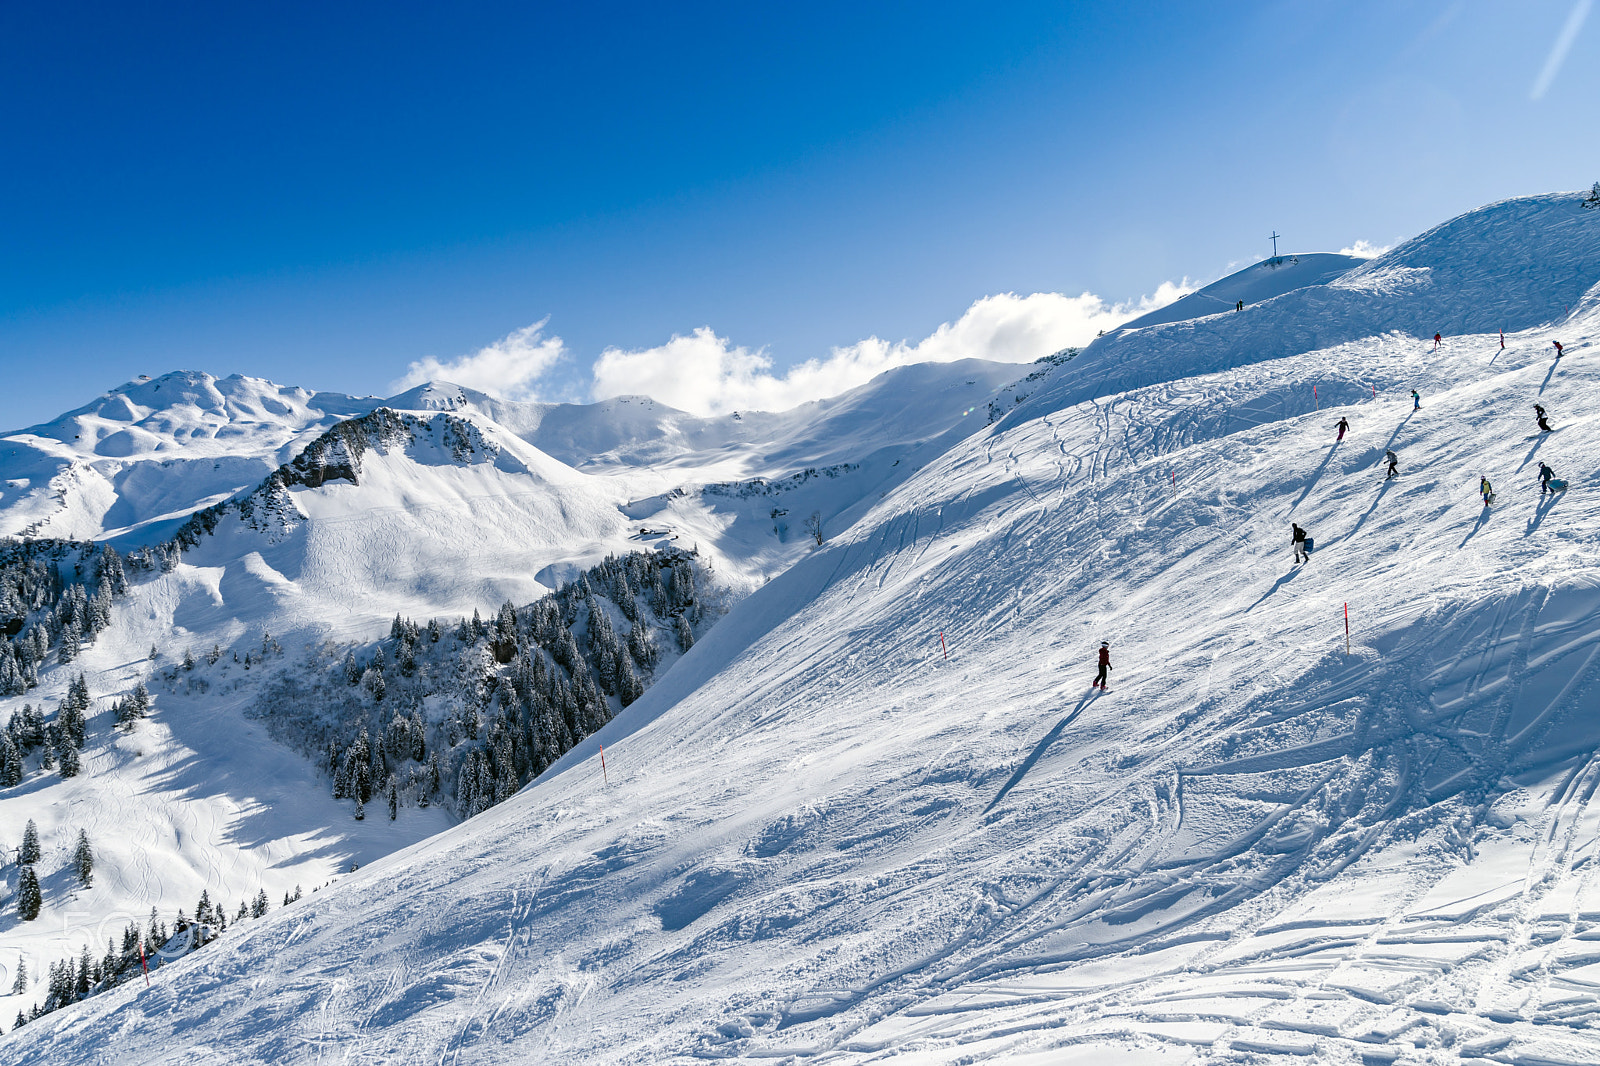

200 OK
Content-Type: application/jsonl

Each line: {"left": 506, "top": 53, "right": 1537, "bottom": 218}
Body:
{"left": 6, "top": 191, "right": 1600, "bottom": 1064}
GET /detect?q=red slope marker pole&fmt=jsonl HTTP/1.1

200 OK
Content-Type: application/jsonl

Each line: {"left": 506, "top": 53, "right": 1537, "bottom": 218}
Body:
{"left": 140, "top": 941, "right": 150, "bottom": 987}
{"left": 1344, "top": 603, "right": 1350, "bottom": 657}
{"left": 600, "top": 743, "right": 609, "bottom": 786}
{"left": 1314, "top": 384, "right": 1319, "bottom": 410}
{"left": 940, "top": 631, "right": 948, "bottom": 660}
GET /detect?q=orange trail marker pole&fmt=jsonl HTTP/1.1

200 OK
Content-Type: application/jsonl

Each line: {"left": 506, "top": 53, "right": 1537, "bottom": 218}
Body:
{"left": 600, "top": 743, "right": 609, "bottom": 786}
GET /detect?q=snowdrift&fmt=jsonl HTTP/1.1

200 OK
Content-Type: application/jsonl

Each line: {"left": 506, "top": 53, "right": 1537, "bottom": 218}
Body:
{"left": 6, "top": 191, "right": 1600, "bottom": 1064}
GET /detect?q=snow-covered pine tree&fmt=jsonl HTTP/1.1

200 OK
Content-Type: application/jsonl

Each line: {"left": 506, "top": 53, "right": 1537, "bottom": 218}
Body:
{"left": 387, "top": 775, "right": 398, "bottom": 819}
{"left": 73, "top": 829, "right": 93, "bottom": 886}
{"left": 58, "top": 617, "right": 80, "bottom": 663}
{"left": 1585, "top": 181, "right": 1600, "bottom": 209}
{"left": 20, "top": 819, "right": 40, "bottom": 864}
{"left": 17, "top": 866, "right": 41, "bottom": 920}
{"left": 0, "top": 732, "right": 21, "bottom": 787}
{"left": 252, "top": 889, "right": 269, "bottom": 917}
{"left": 58, "top": 742, "right": 80, "bottom": 777}
{"left": 10, "top": 957, "right": 25, "bottom": 994}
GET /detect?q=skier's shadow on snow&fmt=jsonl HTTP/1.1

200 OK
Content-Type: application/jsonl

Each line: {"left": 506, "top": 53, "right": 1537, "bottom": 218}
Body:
{"left": 1516, "top": 433, "right": 1549, "bottom": 473}
{"left": 1344, "top": 477, "right": 1396, "bottom": 543}
{"left": 1289, "top": 444, "right": 1340, "bottom": 514}
{"left": 1525, "top": 492, "right": 1560, "bottom": 537}
{"left": 1540, "top": 359, "right": 1559, "bottom": 394}
{"left": 984, "top": 691, "right": 1098, "bottom": 815}
{"left": 1459, "top": 503, "right": 1493, "bottom": 549}
{"left": 1245, "top": 565, "right": 1303, "bottom": 613}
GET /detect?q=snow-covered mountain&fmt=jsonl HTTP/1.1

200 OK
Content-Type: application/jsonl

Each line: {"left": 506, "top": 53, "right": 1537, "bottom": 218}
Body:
{"left": 0, "top": 353, "right": 1023, "bottom": 1036}
{"left": 6, "top": 190, "right": 1600, "bottom": 1064}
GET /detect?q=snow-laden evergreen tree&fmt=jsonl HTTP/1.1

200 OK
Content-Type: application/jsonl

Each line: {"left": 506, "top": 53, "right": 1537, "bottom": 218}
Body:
{"left": 17, "top": 866, "right": 41, "bottom": 920}
{"left": 252, "top": 888, "right": 269, "bottom": 918}
{"left": 58, "top": 741, "right": 81, "bottom": 777}
{"left": 58, "top": 617, "right": 80, "bottom": 663}
{"left": 182, "top": 647, "right": 195, "bottom": 671}
{"left": 19, "top": 819, "right": 41, "bottom": 864}
{"left": 1585, "top": 181, "right": 1600, "bottom": 209}
{"left": 73, "top": 829, "right": 93, "bottom": 886}
{"left": 387, "top": 775, "right": 399, "bottom": 820}
{"left": 98, "top": 543, "right": 127, "bottom": 595}
{"left": 10, "top": 957, "right": 25, "bottom": 995}
{"left": 0, "top": 732, "right": 21, "bottom": 787}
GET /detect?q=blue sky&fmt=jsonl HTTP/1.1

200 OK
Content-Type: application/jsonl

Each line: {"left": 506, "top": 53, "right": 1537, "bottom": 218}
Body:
{"left": 3, "top": 1, "right": 1597, "bottom": 428}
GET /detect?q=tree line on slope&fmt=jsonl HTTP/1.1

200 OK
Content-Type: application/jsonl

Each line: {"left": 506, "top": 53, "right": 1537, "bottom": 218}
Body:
{"left": 250, "top": 547, "right": 705, "bottom": 821}
{"left": 0, "top": 540, "right": 132, "bottom": 696}
{"left": 6, "top": 875, "right": 306, "bottom": 1034}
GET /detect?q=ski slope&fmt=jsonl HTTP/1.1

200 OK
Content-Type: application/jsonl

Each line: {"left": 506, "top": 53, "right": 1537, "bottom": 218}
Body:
{"left": 6, "top": 190, "right": 1600, "bottom": 1063}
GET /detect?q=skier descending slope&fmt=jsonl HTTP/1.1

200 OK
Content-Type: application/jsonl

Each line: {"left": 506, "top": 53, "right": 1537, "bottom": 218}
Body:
{"left": 1433, "top": 332, "right": 1442, "bottom": 350}
{"left": 1554, "top": 340, "right": 1565, "bottom": 357}
{"left": 1385, "top": 449, "right": 1400, "bottom": 479}
{"left": 1093, "top": 642, "right": 1111, "bottom": 691}
{"left": 1335, "top": 417, "right": 1349, "bottom": 442}
{"left": 1412, "top": 389, "right": 1422, "bottom": 410}
{"left": 1480, "top": 477, "right": 1494, "bottom": 507}
{"left": 1292, "top": 523, "right": 1311, "bottom": 564}
{"left": 1535, "top": 404, "right": 1554, "bottom": 432}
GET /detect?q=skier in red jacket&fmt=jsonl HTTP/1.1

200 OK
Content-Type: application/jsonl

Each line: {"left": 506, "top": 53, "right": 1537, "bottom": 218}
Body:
{"left": 1094, "top": 642, "right": 1111, "bottom": 690}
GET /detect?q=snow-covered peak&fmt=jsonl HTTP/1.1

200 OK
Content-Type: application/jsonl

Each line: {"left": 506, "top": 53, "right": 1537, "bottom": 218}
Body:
{"left": 1120, "top": 252, "right": 1366, "bottom": 332}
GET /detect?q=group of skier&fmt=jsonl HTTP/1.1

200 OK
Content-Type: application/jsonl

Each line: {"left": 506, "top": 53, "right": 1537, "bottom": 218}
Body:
{"left": 1290, "top": 395, "right": 1567, "bottom": 564}
{"left": 1092, "top": 337, "right": 1574, "bottom": 689}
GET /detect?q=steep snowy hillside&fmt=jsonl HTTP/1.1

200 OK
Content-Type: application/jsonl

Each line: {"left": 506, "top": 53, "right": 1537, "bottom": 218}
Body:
{"left": 8, "top": 190, "right": 1599, "bottom": 1064}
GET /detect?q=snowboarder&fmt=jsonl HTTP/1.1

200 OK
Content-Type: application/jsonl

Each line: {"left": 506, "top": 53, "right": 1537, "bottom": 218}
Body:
{"left": 1411, "top": 389, "right": 1421, "bottom": 410}
{"left": 1535, "top": 404, "right": 1553, "bottom": 432}
{"left": 1433, "top": 332, "right": 1442, "bottom": 350}
{"left": 1480, "top": 477, "right": 1493, "bottom": 507}
{"left": 1335, "top": 417, "right": 1349, "bottom": 442}
{"left": 1385, "top": 449, "right": 1398, "bottom": 479}
{"left": 1093, "top": 642, "right": 1111, "bottom": 691}
{"left": 1292, "top": 523, "right": 1310, "bottom": 564}
{"left": 1539, "top": 462, "right": 1557, "bottom": 495}
{"left": 1235, "top": 299, "right": 1244, "bottom": 312}
{"left": 1553, "top": 340, "right": 1564, "bottom": 357}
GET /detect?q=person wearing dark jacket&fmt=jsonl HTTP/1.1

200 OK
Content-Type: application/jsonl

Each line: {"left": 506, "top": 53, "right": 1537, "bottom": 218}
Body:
{"left": 1093, "top": 642, "right": 1111, "bottom": 690}
{"left": 1385, "top": 449, "right": 1399, "bottom": 479}
{"left": 1335, "top": 417, "right": 1349, "bottom": 442}
{"left": 1292, "top": 523, "right": 1310, "bottom": 564}
{"left": 1535, "top": 404, "right": 1553, "bottom": 432}
{"left": 1540, "top": 462, "right": 1557, "bottom": 494}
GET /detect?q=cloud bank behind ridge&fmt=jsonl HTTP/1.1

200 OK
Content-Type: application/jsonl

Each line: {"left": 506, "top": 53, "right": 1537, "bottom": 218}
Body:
{"left": 393, "top": 283, "right": 1193, "bottom": 417}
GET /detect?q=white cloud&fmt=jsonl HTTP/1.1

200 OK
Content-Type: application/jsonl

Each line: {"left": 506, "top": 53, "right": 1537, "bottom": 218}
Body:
{"left": 390, "top": 318, "right": 569, "bottom": 400}
{"left": 1338, "top": 240, "right": 1390, "bottom": 259}
{"left": 590, "top": 283, "right": 1194, "bottom": 416}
